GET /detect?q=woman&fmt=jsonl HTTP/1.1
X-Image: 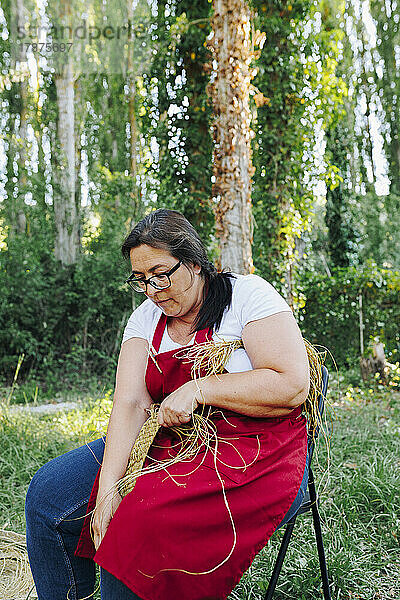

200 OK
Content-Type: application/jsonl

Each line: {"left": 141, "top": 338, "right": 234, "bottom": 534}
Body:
{"left": 26, "top": 209, "right": 310, "bottom": 600}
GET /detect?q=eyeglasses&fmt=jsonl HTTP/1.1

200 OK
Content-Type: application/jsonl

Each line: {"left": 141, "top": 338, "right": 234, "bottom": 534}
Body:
{"left": 125, "top": 261, "right": 182, "bottom": 293}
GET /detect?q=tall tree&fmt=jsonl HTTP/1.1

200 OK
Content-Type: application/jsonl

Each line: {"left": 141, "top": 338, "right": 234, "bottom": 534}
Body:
{"left": 206, "top": 0, "right": 256, "bottom": 273}
{"left": 1, "top": 0, "right": 30, "bottom": 238}
{"left": 52, "top": 3, "right": 80, "bottom": 266}
{"left": 176, "top": 1, "right": 214, "bottom": 235}
{"left": 324, "top": 122, "right": 356, "bottom": 268}
{"left": 342, "top": 0, "right": 400, "bottom": 267}
{"left": 250, "top": 0, "right": 348, "bottom": 300}
{"left": 127, "top": 0, "right": 140, "bottom": 228}
{"left": 369, "top": 0, "right": 400, "bottom": 196}
{"left": 142, "top": 0, "right": 214, "bottom": 240}
{"left": 53, "top": 58, "right": 79, "bottom": 265}
{"left": 14, "top": 0, "right": 28, "bottom": 235}
{"left": 251, "top": 0, "right": 314, "bottom": 294}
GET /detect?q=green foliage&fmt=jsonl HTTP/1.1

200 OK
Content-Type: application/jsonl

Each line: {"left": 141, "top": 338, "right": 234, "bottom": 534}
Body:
{"left": 250, "top": 0, "right": 348, "bottom": 294}
{"left": 84, "top": 74, "right": 130, "bottom": 176}
{"left": 0, "top": 0, "right": 398, "bottom": 385}
{"left": 0, "top": 169, "right": 141, "bottom": 386}
{"left": 348, "top": 191, "right": 400, "bottom": 271}
{"left": 298, "top": 263, "right": 400, "bottom": 367}
{"left": 0, "top": 241, "right": 128, "bottom": 385}
{"left": 324, "top": 121, "right": 357, "bottom": 269}
{"left": 251, "top": 0, "right": 312, "bottom": 287}
{"left": 141, "top": 0, "right": 215, "bottom": 242}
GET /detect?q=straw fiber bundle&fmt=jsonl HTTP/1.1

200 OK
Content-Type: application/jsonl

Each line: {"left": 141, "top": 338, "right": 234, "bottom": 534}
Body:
{"left": 92, "top": 337, "right": 327, "bottom": 577}
{"left": 0, "top": 528, "right": 36, "bottom": 600}
{"left": 116, "top": 337, "right": 326, "bottom": 500}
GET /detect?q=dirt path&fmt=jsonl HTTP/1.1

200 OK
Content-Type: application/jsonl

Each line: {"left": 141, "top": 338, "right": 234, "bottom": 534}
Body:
{"left": 8, "top": 400, "right": 80, "bottom": 415}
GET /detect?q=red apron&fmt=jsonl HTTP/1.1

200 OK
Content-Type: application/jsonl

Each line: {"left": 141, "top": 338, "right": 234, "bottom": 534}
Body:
{"left": 76, "top": 314, "right": 307, "bottom": 600}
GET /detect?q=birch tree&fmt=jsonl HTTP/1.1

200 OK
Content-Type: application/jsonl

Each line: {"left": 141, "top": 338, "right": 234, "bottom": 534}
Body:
{"left": 13, "top": 0, "right": 28, "bottom": 235}
{"left": 369, "top": 0, "right": 400, "bottom": 196}
{"left": 51, "top": 0, "right": 80, "bottom": 266}
{"left": 53, "top": 56, "right": 79, "bottom": 266}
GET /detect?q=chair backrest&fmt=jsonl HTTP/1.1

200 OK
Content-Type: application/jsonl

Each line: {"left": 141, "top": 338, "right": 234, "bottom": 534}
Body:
{"left": 307, "top": 365, "right": 329, "bottom": 464}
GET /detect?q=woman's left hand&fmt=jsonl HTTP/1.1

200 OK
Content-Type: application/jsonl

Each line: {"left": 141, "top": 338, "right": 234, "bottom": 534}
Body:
{"left": 158, "top": 380, "right": 201, "bottom": 427}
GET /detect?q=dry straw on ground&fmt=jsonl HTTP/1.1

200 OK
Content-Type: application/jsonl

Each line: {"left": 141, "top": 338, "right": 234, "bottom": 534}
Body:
{"left": 0, "top": 527, "right": 37, "bottom": 600}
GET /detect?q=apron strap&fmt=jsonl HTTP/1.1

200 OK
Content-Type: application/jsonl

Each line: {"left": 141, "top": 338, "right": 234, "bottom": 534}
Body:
{"left": 152, "top": 313, "right": 168, "bottom": 353}
{"left": 152, "top": 313, "right": 212, "bottom": 353}
{"left": 194, "top": 326, "right": 213, "bottom": 344}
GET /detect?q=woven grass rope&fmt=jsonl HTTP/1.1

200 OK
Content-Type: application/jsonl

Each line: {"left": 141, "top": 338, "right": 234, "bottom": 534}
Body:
{"left": 303, "top": 339, "right": 328, "bottom": 436}
{"left": 118, "top": 404, "right": 160, "bottom": 498}
{"left": 175, "top": 336, "right": 326, "bottom": 434}
{"left": 0, "top": 528, "right": 37, "bottom": 600}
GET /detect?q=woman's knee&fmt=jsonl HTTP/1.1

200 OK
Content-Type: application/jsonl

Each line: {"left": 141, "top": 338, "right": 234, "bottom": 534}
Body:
{"left": 25, "top": 458, "right": 63, "bottom": 523}
{"left": 25, "top": 439, "right": 105, "bottom": 523}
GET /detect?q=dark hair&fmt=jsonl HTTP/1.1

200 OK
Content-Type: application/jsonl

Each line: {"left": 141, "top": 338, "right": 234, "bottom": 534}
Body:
{"left": 121, "top": 209, "right": 236, "bottom": 333}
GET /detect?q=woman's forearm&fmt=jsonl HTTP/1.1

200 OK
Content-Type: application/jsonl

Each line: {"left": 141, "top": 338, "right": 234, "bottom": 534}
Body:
{"left": 196, "top": 368, "right": 309, "bottom": 418}
{"left": 157, "top": 358, "right": 310, "bottom": 427}
{"left": 97, "top": 398, "right": 151, "bottom": 498}
{"left": 96, "top": 337, "right": 153, "bottom": 499}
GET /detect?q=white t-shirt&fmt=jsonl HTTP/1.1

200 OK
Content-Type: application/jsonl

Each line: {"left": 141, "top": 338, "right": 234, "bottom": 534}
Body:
{"left": 122, "top": 273, "right": 291, "bottom": 373}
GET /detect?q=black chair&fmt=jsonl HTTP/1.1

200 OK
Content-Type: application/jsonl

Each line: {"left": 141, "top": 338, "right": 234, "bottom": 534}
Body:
{"left": 264, "top": 366, "right": 331, "bottom": 600}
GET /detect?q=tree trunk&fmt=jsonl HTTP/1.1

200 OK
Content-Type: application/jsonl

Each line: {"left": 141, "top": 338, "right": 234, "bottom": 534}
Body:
{"left": 74, "top": 75, "right": 88, "bottom": 248}
{"left": 127, "top": 0, "right": 139, "bottom": 230}
{"left": 207, "top": 0, "right": 255, "bottom": 274}
{"left": 54, "top": 57, "right": 79, "bottom": 265}
{"left": 360, "top": 341, "right": 387, "bottom": 383}
{"left": 14, "top": 0, "right": 28, "bottom": 235}
{"left": 128, "top": 79, "right": 137, "bottom": 182}
{"left": 369, "top": 0, "right": 400, "bottom": 195}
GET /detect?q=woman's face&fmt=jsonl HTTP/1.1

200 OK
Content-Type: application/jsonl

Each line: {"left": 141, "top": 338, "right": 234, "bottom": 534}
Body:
{"left": 129, "top": 245, "right": 204, "bottom": 318}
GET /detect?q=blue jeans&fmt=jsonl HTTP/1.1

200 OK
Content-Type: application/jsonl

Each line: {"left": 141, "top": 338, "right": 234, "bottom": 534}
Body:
{"left": 25, "top": 438, "right": 309, "bottom": 599}
{"left": 25, "top": 438, "right": 141, "bottom": 600}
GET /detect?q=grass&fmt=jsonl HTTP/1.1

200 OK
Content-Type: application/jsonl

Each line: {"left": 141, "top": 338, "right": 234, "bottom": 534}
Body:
{"left": 0, "top": 375, "right": 113, "bottom": 406}
{"left": 0, "top": 393, "right": 113, "bottom": 532}
{"left": 0, "top": 375, "right": 399, "bottom": 600}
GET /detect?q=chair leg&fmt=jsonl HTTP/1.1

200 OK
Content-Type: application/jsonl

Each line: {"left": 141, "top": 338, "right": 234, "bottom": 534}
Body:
{"left": 264, "top": 515, "right": 297, "bottom": 600}
{"left": 308, "top": 468, "right": 331, "bottom": 600}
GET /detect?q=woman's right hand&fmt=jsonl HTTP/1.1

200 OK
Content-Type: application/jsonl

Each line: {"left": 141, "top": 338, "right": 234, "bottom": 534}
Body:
{"left": 92, "top": 489, "right": 122, "bottom": 551}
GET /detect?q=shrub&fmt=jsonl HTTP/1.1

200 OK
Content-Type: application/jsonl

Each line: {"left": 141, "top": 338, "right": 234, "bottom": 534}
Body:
{"left": 298, "top": 263, "right": 400, "bottom": 368}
